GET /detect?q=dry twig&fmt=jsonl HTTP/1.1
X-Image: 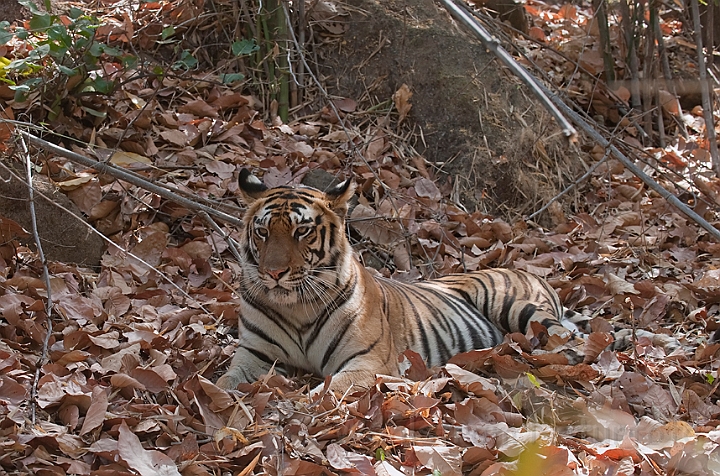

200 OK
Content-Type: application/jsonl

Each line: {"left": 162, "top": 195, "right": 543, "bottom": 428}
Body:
{"left": 18, "top": 136, "right": 54, "bottom": 425}
{"left": 546, "top": 84, "right": 720, "bottom": 241}
{"left": 0, "top": 161, "right": 215, "bottom": 315}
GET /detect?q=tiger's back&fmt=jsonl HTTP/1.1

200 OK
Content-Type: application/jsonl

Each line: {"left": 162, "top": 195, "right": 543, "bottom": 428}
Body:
{"left": 216, "top": 171, "right": 576, "bottom": 392}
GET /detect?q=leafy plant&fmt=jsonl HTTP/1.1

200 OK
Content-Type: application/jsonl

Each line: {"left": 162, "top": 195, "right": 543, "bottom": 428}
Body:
{"left": 0, "top": 0, "right": 132, "bottom": 119}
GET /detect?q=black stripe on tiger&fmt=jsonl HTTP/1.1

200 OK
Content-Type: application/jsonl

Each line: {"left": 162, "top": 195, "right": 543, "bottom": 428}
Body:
{"left": 239, "top": 315, "right": 289, "bottom": 359}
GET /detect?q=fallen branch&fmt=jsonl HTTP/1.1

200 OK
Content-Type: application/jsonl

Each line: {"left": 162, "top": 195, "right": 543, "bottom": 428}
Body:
{"left": 18, "top": 130, "right": 244, "bottom": 228}
{"left": 438, "top": 0, "right": 577, "bottom": 142}
{"left": 546, "top": 85, "right": 720, "bottom": 241}
{"left": 442, "top": 0, "right": 720, "bottom": 241}
{"left": 0, "top": 161, "right": 216, "bottom": 315}
{"left": 527, "top": 148, "right": 611, "bottom": 222}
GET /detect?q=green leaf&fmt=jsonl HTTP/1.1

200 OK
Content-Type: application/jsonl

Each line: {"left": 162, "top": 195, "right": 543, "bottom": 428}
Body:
{"left": 69, "top": 7, "right": 83, "bottom": 20}
{"left": 18, "top": 0, "right": 41, "bottom": 15}
{"left": 8, "top": 58, "right": 41, "bottom": 74}
{"left": 15, "top": 27, "right": 28, "bottom": 40}
{"left": 57, "top": 64, "right": 77, "bottom": 76}
{"left": 707, "top": 373, "right": 715, "bottom": 385}
{"left": 231, "top": 39, "right": 259, "bottom": 56}
{"left": 121, "top": 55, "right": 138, "bottom": 68}
{"left": 81, "top": 105, "right": 107, "bottom": 118}
{"left": 88, "top": 41, "right": 103, "bottom": 58}
{"left": 29, "top": 13, "right": 53, "bottom": 31}
{"left": 101, "top": 44, "right": 121, "bottom": 57}
{"left": 161, "top": 26, "right": 176, "bottom": 40}
{"left": 6, "top": 58, "right": 32, "bottom": 73}
{"left": 10, "top": 77, "right": 42, "bottom": 101}
{"left": 84, "top": 77, "right": 114, "bottom": 94}
{"left": 172, "top": 50, "right": 197, "bottom": 71}
{"left": 375, "top": 447, "right": 385, "bottom": 461}
{"left": 47, "top": 24, "right": 72, "bottom": 46}
{"left": 27, "top": 43, "right": 50, "bottom": 61}
{"left": 220, "top": 73, "right": 245, "bottom": 84}
{"left": 432, "top": 470, "right": 442, "bottom": 476}
{"left": 0, "top": 21, "right": 12, "bottom": 45}
{"left": 75, "top": 36, "right": 90, "bottom": 49}
{"left": 75, "top": 22, "right": 97, "bottom": 39}
{"left": 525, "top": 372, "right": 541, "bottom": 388}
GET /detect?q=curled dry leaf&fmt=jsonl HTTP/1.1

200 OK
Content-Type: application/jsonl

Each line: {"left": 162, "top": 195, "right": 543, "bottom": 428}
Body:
{"left": 411, "top": 445, "right": 462, "bottom": 476}
{"left": 0, "top": 216, "right": 29, "bottom": 242}
{"left": 350, "top": 202, "right": 401, "bottom": 245}
{"left": 392, "top": 83, "right": 412, "bottom": 123}
{"left": 79, "top": 386, "right": 108, "bottom": 436}
{"left": 118, "top": 421, "right": 181, "bottom": 476}
{"left": 414, "top": 178, "right": 441, "bottom": 201}
{"left": 583, "top": 332, "right": 614, "bottom": 363}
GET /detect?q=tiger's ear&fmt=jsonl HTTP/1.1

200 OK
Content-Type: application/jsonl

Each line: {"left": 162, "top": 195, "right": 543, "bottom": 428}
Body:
{"left": 238, "top": 169, "right": 268, "bottom": 203}
{"left": 325, "top": 178, "right": 355, "bottom": 217}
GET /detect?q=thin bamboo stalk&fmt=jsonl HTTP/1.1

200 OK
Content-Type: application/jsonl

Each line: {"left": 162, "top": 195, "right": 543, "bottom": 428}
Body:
{"left": 690, "top": 0, "right": 720, "bottom": 175}
{"left": 593, "top": 0, "right": 615, "bottom": 83}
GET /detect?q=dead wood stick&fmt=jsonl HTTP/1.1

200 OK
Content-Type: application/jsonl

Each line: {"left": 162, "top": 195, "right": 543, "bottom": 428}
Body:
{"left": 543, "top": 83, "right": 720, "bottom": 241}
{"left": 593, "top": 0, "right": 615, "bottom": 83}
{"left": 0, "top": 160, "right": 214, "bottom": 315}
{"left": 690, "top": 0, "right": 720, "bottom": 175}
{"left": 619, "top": 0, "right": 642, "bottom": 111}
{"left": 18, "top": 130, "right": 244, "bottom": 228}
{"left": 438, "top": 0, "right": 577, "bottom": 142}
{"left": 18, "top": 136, "right": 54, "bottom": 425}
{"left": 442, "top": 1, "right": 720, "bottom": 240}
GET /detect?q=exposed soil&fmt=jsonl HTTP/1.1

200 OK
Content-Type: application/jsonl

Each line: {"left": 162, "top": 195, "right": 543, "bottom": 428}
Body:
{"left": 0, "top": 164, "right": 105, "bottom": 266}
{"left": 0, "top": 0, "right": 33, "bottom": 24}
{"left": 321, "top": 0, "right": 586, "bottom": 221}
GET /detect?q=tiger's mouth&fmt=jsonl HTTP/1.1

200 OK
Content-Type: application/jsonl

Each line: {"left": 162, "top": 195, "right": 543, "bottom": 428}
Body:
{"left": 259, "top": 273, "right": 304, "bottom": 291}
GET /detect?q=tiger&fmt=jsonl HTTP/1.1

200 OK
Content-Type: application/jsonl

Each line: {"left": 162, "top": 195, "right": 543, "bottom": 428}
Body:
{"left": 215, "top": 169, "right": 598, "bottom": 393}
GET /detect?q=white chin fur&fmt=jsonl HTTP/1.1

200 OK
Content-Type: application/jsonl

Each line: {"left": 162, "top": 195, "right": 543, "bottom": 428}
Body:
{"left": 267, "top": 287, "right": 299, "bottom": 305}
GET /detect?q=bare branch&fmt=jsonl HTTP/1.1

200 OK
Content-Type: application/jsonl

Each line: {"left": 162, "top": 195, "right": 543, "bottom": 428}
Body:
{"left": 17, "top": 129, "right": 244, "bottom": 228}
{"left": 18, "top": 136, "right": 54, "bottom": 425}
{"left": 438, "top": 0, "right": 577, "bottom": 142}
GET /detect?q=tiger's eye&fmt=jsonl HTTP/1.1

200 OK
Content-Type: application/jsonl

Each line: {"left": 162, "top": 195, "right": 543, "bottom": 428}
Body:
{"left": 294, "top": 225, "right": 312, "bottom": 239}
{"left": 255, "top": 226, "right": 268, "bottom": 239}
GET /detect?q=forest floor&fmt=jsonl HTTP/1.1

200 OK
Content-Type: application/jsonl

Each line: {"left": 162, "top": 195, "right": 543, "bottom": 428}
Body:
{"left": 0, "top": 0, "right": 719, "bottom": 475}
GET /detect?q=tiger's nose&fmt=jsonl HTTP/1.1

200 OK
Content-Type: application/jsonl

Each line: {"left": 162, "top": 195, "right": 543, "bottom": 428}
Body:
{"left": 266, "top": 267, "right": 288, "bottom": 280}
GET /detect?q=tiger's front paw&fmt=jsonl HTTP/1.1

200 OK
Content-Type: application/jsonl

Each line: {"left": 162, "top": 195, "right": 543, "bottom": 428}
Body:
{"left": 216, "top": 372, "right": 243, "bottom": 391}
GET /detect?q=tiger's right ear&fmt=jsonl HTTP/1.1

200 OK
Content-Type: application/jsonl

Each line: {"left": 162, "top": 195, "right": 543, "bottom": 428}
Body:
{"left": 238, "top": 169, "right": 268, "bottom": 203}
{"left": 325, "top": 177, "right": 356, "bottom": 217}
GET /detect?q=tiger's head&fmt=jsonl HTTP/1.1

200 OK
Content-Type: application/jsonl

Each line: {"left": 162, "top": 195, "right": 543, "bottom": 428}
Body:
{"left": 237, "top": 169, "right": 356, "bottom": 306}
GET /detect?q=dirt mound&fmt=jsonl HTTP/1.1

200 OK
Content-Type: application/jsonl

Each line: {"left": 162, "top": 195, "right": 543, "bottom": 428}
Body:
{"left": 0, "top": 166, "right": 105, "bottom": 267}
{"left": 321, "top": 0, "right": 585, "bottom": 221}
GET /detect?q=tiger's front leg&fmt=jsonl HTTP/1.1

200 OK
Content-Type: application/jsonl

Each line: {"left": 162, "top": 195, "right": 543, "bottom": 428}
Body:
{"left": 216, "top": 345, "right": 274, "bottom": 390}
{"left": 311, "top": 363, "right": 393, "bottom": 396}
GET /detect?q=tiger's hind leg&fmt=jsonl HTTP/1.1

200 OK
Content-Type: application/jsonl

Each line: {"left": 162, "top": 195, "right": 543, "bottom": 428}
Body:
{"left": 501, "top": 299, "right": 587, "bottom": 364}
{"left": 558, "top": 309, "right": 687, "bottom": 358}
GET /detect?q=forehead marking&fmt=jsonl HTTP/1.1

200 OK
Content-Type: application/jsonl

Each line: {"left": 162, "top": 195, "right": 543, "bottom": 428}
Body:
{"left": 255, "top": 193, "right": 320, "bottom": 225}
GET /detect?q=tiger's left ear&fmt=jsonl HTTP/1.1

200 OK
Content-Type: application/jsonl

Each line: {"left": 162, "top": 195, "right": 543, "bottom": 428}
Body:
{"left": 238, "top": 168, "right": 268, "bottom": 204}
{"left": 325, "top": 178, "right": 355, "bottom": 217}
